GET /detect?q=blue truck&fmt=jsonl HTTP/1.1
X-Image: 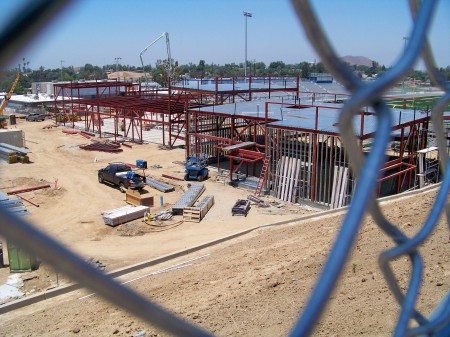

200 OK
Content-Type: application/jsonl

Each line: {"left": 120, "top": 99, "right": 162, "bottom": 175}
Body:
{"left": 98, "top": 163, "right": 146, "bottom": 193}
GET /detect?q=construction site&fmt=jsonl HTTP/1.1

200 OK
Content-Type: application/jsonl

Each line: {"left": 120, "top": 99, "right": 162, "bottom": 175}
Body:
{"left": 0, "top": 16, "right": 449, "bottom": 337}
{"left": 0, "top": 70, "right": 448, "bottom": 337}
{"left": 51, "top": 75, "right": 446, "bottom": 207}
{"left": 0, "top": 115, "right": 447, "bottom": 336}
{"left": 0, "top": 0, "right": 449, "bottom": 335}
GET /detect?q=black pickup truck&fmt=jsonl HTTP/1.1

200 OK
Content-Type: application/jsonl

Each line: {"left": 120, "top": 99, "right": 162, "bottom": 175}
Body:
{"left": 98, "top": 163, "right": 146, "bottom": 192}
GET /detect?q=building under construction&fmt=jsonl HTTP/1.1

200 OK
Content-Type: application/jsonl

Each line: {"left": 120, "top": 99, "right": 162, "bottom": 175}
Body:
{"left": 52, "top": 77, "right": 445, "bottom": 208}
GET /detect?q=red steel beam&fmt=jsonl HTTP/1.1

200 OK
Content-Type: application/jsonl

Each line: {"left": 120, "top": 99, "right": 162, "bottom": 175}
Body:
{"left": 15, "top": 194, "right": 39, "bottom": 207}
{"left": 162, "top": 174, "right": 184, "bottom": 181}
{"left": 7, "top": 184, "right": 51, "bottom": 195}
{"left": 225, "top": 154, "right": 261, "bottom": 164}
{"left": 378, "top": 164, "right": 416, "bottom": 182}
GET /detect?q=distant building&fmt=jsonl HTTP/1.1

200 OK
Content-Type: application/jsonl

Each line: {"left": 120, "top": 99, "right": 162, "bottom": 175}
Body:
{"left": 31, "top": 82, "right": 55, "bottom": 96}
{"left": 310, "top": 73, "right": 333, "bottom": 83}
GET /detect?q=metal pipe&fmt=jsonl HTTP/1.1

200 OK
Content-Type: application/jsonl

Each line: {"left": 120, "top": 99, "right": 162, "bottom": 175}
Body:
{"left": 243, "top": 12, "right": 252, "bottom": 79}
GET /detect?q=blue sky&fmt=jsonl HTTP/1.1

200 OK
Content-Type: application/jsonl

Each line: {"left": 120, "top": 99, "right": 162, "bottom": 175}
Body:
{"left": 1, "top": 0, "right": 449, "bottom": 70}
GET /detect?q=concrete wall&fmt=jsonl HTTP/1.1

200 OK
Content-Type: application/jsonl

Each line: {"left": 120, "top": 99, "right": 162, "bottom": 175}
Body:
{"left": 0, "top": 129, "right": 24, "bottom": 147}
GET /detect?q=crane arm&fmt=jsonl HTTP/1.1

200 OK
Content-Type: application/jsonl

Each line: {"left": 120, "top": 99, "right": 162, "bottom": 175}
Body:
{"left": 0, "top": 72, "right": 20, "bottom": 114}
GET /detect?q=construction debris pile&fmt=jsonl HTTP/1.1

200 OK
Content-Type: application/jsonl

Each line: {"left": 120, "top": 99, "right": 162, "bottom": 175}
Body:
{"left": 80, "top": 142, "right": 123, "bottom": 153}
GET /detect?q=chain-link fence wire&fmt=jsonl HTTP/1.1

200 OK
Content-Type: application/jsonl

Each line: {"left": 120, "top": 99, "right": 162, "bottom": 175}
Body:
{"left": 290, "top": 1, "right": 449, "bottom": 336}
{"left": 0, "top": 0, "right": 448, "bottom": 336}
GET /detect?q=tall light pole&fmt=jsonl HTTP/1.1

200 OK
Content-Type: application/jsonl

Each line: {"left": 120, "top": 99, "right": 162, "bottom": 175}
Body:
{"left": 60, "top": 60, "right": 64, "bottom": 81}
{"left": 243, "top": 11, "right": 252, "bottom": 79}
{"left": 114, "top": 57, "right": 122, "bottom": 80}
{"left": 402, "top": 37, "right": 408, "bottom": 92}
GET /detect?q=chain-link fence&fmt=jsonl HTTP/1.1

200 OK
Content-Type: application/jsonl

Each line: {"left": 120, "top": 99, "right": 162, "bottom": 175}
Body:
{"left": 0, "top": 0, "right": 448, "bottom": 336}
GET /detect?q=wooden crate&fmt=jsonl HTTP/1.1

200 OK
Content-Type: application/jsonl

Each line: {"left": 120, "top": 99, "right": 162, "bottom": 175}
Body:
{"left": 125, "top": 189, "right": 154, "bottom": 207}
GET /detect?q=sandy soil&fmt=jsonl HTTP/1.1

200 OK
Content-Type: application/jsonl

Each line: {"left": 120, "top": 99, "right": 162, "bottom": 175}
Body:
{"left": 0, "top": 119, "right": 448, "bottom": 336}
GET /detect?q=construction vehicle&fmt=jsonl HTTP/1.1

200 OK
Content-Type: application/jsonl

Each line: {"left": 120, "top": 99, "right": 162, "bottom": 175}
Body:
{"left": 98, "top": 163, "right": 146, "bottom": 193}
{"left": 0, "top": 73, "right": 20, "bottom": 127}
{"left": 184, "top": 156, "right": 209, "bottom": 181}
{"left": 139, "top": 32, "right": 172, "bottom": 88}
{"left": 25, "top": 113, "right": 47, "bottom": 122}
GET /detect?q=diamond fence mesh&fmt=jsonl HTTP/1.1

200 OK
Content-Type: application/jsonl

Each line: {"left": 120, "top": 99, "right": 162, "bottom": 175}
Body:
{"left": 0, "top": 0, "right": 448, "bottom": 336}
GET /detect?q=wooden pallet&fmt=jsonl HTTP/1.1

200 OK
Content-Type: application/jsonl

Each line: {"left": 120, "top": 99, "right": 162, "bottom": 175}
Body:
{"left": 183, "top": 195, "right": 215, "bottom": 222}
{"left": 183, "top": 207, "right": 201, "bottom": 222}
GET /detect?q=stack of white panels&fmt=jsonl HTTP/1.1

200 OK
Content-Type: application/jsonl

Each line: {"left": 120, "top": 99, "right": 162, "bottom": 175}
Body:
{"left": 102, "top": 205, "right": 149, "bottom": 227}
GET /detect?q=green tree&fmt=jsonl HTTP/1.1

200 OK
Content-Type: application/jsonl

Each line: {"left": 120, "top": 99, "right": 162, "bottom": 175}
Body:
{"left": 152, "top": 58, "right": 180, "bottom": 87}
{"left": 198, "top": 60, "right": 205, "bottom": 78}
{"left": 300, "top": 62, "right": 311, "bottom": 78}
{"left": 268, "top": 61, "right": 286, "bottom": 75}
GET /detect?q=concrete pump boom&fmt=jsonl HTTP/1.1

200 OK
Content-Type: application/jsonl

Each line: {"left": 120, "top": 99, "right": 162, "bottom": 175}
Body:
{"left": 139, "top": 32, "right": 172, "bottom": 89}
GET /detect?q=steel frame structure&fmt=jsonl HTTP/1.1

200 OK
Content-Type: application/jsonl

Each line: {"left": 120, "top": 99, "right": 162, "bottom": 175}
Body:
{"left": 53, "top": 76, "right": 301, "bottom": 147}
{"left": 173, "top": 76, "right": 300, "bottom": 104}
{"left": 187, "top": 98, "right": 434, "bottom": 207}
{"left": 53, "top": 80, "right": 192, "bottom": 147}
{"left": 53, "top": 77, "right": 437, "bottom": 206}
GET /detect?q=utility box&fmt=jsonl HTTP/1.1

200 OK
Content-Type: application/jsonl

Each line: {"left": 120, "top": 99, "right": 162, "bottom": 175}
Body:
{"left": 9, "top": 114, "right": 16, "bottom": 126}
{"left": 7, "top": 241, "right": 36, "bottom": 272}
{"left": 136, "top": 160, "right": 147, "bottom": 169}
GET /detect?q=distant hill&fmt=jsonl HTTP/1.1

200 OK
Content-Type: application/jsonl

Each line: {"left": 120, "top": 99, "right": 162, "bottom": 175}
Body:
{"left": 341, "top": 55, "right": 373, "bottom": 67}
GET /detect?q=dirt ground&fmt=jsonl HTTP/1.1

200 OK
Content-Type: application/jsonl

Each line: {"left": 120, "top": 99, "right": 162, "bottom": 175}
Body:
{"left": 0, "top": 119, "right": 448, "bottom": 336}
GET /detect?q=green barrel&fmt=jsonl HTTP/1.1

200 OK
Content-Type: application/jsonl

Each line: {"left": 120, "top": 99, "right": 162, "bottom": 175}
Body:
{"left": 7, "top": 241, "right": 35, "bottom": 272}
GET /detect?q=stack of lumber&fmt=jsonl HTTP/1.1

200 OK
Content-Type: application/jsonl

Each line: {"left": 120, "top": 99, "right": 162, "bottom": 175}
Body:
{"left": 0, "top": 143, "right": 30, "bottom": 164}
{"left": 172, "top": 183, "right": 205, "bottom": 215}
{"left": 102, "top": 205, "right": 149, "bottom": 227}
{"left": 183, "top": 195, "right": 214, "bottom": 223}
